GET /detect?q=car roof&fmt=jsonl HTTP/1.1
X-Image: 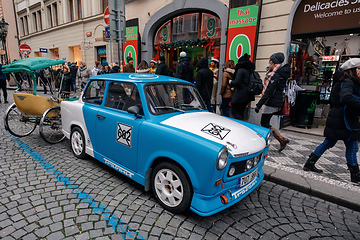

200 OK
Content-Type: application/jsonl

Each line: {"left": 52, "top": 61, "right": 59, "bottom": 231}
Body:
{"left": 91, "top": 73, "right": 191, "bottom": 84}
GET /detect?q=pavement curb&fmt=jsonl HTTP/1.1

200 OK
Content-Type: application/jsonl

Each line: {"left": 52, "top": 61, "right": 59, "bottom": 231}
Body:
{"left": 263, "top": 165, "right": 360, "bottom": 212}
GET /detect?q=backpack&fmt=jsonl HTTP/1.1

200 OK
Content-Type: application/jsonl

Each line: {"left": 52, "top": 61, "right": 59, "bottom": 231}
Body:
{"left": 248, "top": 70, "right": 263, "bottom": 95}
{"left": 43, "top": 68, "right": 52, "bottom": 79}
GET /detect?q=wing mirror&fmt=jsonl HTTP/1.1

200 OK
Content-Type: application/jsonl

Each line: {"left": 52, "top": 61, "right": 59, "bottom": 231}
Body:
{"left": 128, "top": 106, "right": 142, "bottom": 118}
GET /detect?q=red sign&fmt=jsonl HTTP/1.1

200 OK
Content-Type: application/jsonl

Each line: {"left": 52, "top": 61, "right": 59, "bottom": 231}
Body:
{"left": 123, "top": 26, "right": 139, "bottom": 70}
{"left": 322, "top": 55, "right": 339, "bottom": 62}
{"left": 86, "top": 31, "right": 92, "bottom": 37}
{"left": 19, "top": 44, "right": 31, "bottom": 56}
{"left": 103, "top": 6, "right": 110, "bottom": 25}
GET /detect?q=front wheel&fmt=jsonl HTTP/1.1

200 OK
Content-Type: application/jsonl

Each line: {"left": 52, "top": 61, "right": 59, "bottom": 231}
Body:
{"left": 151, "top": 162, "right": 192, "bottom": 214}
{"left": 4, "top": 103, "right": 37, "bottom": 137}
{"left": 70, "top": 126, "right": 86, "bottom": 159}
{"left": 39, "top": 106, "right": 65, "bottom": 144}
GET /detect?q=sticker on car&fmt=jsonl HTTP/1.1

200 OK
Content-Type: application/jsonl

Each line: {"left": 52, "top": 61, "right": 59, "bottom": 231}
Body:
{"left": 117, "top": 122, "right": 133, "bottom": 147}
{"left": 201, "top": 123, "right": 231, "bottom": 140}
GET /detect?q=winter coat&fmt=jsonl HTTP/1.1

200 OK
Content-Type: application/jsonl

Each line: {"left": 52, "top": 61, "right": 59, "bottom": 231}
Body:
{"left": 136, "top": 68, "right": 151, "bottom": 73}
{"left": 76, "top": 66, "right": 92, "bottom": 85}
{"left": 256, "top": 64, "right": 290, "bottom": 109}
{"left": 231, "top": 60, "right": 255, "bottom": 104}
{"left": 110, "top": 66, "right": 120, "bottom": 73}
{"left": 61, "top": 72, "right": 74, "bottom": 92}
{"left": 175, "top": 58, "right": 194, "bottom": 83}
{"left": 156, "top": 62, "right": 172, "bottom": 76}
{"left": 220, "top": 68, "right": 235, "bottom": 99}
{"left": 69, "top": 64, "right": 78, "bottom": 79}
{"left": 195, "top": 58, "right": 213, "bottom": 101}
{"left": 123, "top": 63, "right": 135, "bottom": 73}
{"left": 324, "top": 78, "right": 360, "bottom": 140}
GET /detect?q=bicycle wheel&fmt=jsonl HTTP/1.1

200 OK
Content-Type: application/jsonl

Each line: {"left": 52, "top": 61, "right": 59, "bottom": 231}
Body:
{"left": 4, "top": 103, "right": 38, "bottom": 137}
{"left": 39, "top": 106, "right": 65, "bottom": 144}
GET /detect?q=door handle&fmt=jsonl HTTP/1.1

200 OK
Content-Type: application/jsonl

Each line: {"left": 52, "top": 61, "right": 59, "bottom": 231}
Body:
{"left": 96, "top": 114, "right": 106, "bottom": 119}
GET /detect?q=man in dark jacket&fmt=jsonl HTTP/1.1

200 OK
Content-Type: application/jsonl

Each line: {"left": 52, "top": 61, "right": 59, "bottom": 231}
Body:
{"left": 110, "top": 61, "right": 121, "bottom": 73}
{"left": 195, "top": 57, "right": 214, "bottom": 112}
{"left": 69, "top": 62, "right": 78, "bottom": 92}
{"left": 0, "top": 64, "right": 10, "bottom": 103}
{"left": 123, "top": 57, "right": 135, "bottom": 73}
{"left": 230, "top": 53, "right": 254, "bottom": 120}
{"left": 175, "top": 51, "right": 194, "bottom": 83}
{"left": 156, "top": 56, "right": 172, "bottom": 76}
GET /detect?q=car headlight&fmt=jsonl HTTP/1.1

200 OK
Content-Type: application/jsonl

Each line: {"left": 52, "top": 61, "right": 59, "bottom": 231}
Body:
{"left": 216, "top": 148, "right": 229, "bottom": 170}
{"left": 245, "top": 158, "right": 254, "bottom": 171}
{"left": 228, "top": 166, "right": 236, "bottom": 177}
{"left": 253, "top": 154, "right": 262, "bottom": 166}
{"left": 266, "top": 132, "right": 272, "bottom": 147}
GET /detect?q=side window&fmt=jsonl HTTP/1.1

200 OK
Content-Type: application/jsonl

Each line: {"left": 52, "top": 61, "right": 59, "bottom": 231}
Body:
{"left": 82, "top": 80, "right": 106, "bottom": 105}
{"left": 105, "top": 82, "right": 143, "bottom": 114}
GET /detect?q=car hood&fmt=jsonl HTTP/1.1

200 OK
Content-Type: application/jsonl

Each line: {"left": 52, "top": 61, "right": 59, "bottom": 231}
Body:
{"left": 160, "top": 112, "right": 265, "bottom": 156}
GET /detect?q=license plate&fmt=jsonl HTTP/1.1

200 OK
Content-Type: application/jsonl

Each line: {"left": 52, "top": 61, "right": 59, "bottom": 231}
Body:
{"left": 237, "top": 168, "right": 258, "bottom": 188}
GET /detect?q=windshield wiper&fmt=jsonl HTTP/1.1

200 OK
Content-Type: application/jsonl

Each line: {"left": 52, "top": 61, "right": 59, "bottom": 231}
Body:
{"left": 179, "top": 104, "right": 203, "bottom": 111}
{"left": 154, "top": 106, "right": 185, "bottom": 113}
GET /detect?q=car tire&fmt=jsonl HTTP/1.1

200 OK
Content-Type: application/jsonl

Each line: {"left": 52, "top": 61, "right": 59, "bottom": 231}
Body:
{"left": 70, "top": 127, "right": 86, "bottom": 159}
{"left": 151, "top": 162, "right": 192, "bottom": 214}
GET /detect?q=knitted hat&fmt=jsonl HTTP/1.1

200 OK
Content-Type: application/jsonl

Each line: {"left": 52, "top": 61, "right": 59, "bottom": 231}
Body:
{"left": 269, "top": 52, "right": 285, "bottom": 64}
{"left": 114, "top": 60, "right": 119, "bottom": 65}
{"left": 211, "top": 57, "right": 219, "bottom": 63}
{"left": 102, "top": 61, "right": 108, "bottom": 67}
{"left": 340, "top": 58, "right": 360, "bottom": 70}
{"left": 126, "top": 56, "right": 133, "bottom": 62}
{"left": 180, "top": 51, "right": 187, "bottom": 58}
{"left": 150, "top": 58, "right": 157, "bottom": 64}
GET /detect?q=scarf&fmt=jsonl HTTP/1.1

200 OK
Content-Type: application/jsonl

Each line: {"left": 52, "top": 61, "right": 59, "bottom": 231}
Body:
{"left": 262, "top": 62, "right": 286, "bottom": 95}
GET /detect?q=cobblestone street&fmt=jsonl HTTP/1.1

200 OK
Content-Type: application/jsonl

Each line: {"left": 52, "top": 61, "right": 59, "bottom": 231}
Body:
{"left": 0, "top": 95, "right": 359, "bottom": 240}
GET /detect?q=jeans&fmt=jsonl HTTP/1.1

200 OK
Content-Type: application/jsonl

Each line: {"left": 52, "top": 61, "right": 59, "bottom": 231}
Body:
{"left": 221, "top": 98, "right": 231, "bottom": 117}
{"left": 314, "top": 138, "right": 359, "bottom": 166}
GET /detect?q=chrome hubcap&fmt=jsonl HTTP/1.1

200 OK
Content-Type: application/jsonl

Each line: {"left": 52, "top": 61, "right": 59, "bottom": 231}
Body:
{"left": 154, "top": 169, "right": 183, "bottom": 207}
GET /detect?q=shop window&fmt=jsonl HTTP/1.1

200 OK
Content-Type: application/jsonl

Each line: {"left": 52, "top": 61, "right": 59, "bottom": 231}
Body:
{"left": 173, "top": 13, "right": 199, "bottom": 42}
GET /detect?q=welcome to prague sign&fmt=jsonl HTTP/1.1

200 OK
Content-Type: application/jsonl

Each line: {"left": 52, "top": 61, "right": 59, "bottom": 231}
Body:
{"left": 226, "top": 5, "right": 260, "bottom": 62}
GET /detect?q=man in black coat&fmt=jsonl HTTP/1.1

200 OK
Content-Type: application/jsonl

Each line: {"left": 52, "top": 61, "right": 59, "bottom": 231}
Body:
{"left": 69, "top": 62, "right": 78, "bottom": 92}
{"left": 156, "top": 56, "right": 172, "bottom": 76}
{"left": 230, "top": 53, "right": 255, "bottom": 120}
{"left": 195, "top": 57, "right": 214, "bottom": 112}
{"left": 110, "top": 61, "right": 121, "bottom": 73}
{"left": 175, "top": 51, "right": 194, "bottom": 83}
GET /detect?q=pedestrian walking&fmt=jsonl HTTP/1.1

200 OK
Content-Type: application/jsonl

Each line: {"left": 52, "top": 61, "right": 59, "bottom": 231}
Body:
{"left": 136, "top": 60, "right": 151, "bottom": 73}
{"left": 101, "top": 61, "right": 111, "bottom": 74}
{"left": 0, "top": 63, "right": 10, "bottom": 103}
{"left": 60, "top": 65, "right": 74, "bottom": 95}
{"left": 123, "top": 57, "right": 135, "bottom": 73}
{"left": 230, "top": 53, "right": 255, "bottom": 120}
{"left": 156, "top": 56, "right": 172, "bottom": 76}
{"left": 76, "top": 61, "right": 92, "bottom": 90}
{"left": 210, "top": 57, "right": 219, "bottom": 113}
{"left": 196, "top": 57, "right": 214, "bottom": 112}
{"left": 110, "top": 61, "right": 121, "bottom": 73}
{"left": 304, "top": 58, "right": 360, "bottom": 184}
{"left": 255, "top": 52, "right": 290, "bottom": 152}
{"left": 69, "top": 62, "right": 78, "bottom": 91}
{"left": 175, "top": 51, "right": 194, "bottom": 83}
{"left": 150, "top": 58, "right": 157, "bottom": 74}
{"left": 220, "top": 60, "right": 235, "bottom": 117}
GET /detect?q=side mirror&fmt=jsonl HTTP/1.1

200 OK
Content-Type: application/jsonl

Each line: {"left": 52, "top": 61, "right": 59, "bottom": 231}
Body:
{"left": 128, "top": 106, "right": 142, "bottom": 118}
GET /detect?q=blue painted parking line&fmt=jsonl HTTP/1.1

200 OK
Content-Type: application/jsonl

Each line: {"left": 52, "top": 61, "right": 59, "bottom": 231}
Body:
{"left": 11, "top": 135, "right": 145, "bottom": 240}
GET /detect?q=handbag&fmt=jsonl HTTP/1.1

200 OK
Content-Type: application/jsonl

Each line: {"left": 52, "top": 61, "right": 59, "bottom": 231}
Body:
{"left": 280, "top": 95, "right": 290, "bottom": 116}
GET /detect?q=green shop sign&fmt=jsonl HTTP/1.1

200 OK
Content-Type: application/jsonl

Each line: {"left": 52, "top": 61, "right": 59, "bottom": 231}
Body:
{"left": 228, "top": 5, "right": 259, "bottom": 28}
{"left": 126, "top": 26, "right": 138, "bottom": 41}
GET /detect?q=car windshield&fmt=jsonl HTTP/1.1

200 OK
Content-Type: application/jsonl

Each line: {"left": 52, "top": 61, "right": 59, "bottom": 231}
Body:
{"left": 145, "top": 83, "right": 206, "bottom": 114}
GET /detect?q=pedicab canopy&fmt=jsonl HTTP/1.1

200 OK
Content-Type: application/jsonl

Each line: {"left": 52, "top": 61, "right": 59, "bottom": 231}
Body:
{"left": 2, "top": 57, "right": 64, "bottom": 95}
{"left": 2, "top": 57, "right": 64, "bottom": 73}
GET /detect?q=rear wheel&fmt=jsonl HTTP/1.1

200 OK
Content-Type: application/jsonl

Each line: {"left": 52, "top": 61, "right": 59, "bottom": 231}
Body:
{"left": 70, "top": 127, "right": 86, "bottom": 159}
{"left": 39, "top": 106, "right": 65, "bottom": 144}
{"left": 4, "top": 103, "right": 37, "bottom": 137}
{"left": 151, "top": 162, "right": 192, "bottom": 214}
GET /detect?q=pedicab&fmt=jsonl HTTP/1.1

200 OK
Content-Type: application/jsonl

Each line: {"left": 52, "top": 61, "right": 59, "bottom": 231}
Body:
{"left": 3, "top": 57, "right": 72, "bottom": 144}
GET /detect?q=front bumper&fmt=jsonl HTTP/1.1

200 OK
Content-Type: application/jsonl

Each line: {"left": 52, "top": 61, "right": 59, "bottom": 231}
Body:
{"left": 190, "top": 166, "right": 264, "bottom": 216}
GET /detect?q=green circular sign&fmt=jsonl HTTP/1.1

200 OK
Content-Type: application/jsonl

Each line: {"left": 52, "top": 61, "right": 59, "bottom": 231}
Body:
{"left": 162, "top": 25, "right": 168, "bottom": 42}
{"left": 206, "top": 17, "right": 216, "bottom": 38}
{"left": 124, "top": 45, "right": 137, "bottom": 65}
{"left": 229, "top": 34, "right": 251, "bottom": 61}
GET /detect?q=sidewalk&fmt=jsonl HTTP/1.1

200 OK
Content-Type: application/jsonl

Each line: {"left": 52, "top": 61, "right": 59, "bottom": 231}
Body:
{"left": 264, "top": 128, "right": 360, "bottom": 212}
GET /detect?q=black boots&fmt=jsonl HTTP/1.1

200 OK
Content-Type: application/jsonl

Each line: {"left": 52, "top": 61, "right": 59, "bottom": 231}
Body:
{"left": 303, "top": 153, "right": 323, "bottom": 173}
{"left": 270, "top": 127, "right": 289, "bottom": 152}
{"left": 347, "top": 164, "right": 360, "bottom": 183}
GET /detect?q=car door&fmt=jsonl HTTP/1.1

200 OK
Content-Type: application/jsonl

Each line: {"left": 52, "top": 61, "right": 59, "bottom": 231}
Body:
{"left": 95, "top": 81, "right": 144, "bottom": 173}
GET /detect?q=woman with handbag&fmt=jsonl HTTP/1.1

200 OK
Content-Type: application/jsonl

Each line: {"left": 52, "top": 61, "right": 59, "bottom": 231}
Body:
{"left": 255, "top": 52, "right": 290, "bottom": 152}
{"left": 220, "top": 60, "right": 235, "bottom": 117}
{"left": 303, "top": 59, "right": 360, "bottom": 184}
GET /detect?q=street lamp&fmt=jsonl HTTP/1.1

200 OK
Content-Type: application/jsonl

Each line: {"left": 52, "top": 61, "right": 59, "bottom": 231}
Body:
{"left": 0, "top": 18, "right": 9, "bottom": 64}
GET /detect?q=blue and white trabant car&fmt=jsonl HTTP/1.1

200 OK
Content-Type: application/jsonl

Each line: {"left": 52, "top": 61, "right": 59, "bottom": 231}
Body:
{"left": 61, "top": 73, "right": 271, "bottom": 216}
